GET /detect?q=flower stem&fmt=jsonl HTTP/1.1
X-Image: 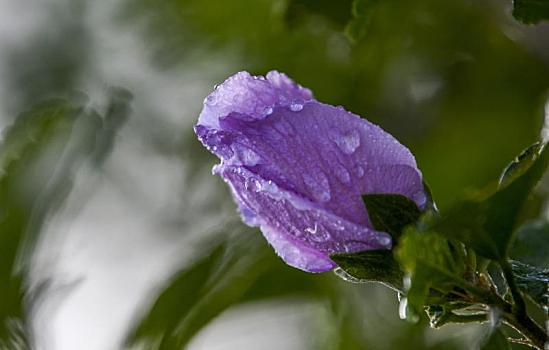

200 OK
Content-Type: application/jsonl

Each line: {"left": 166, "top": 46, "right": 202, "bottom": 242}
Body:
{"left": 501, "top": 309, "right": 547, "bottom": 350}
{"left": 499, "top": 259, "right": 526, "bottom": 317}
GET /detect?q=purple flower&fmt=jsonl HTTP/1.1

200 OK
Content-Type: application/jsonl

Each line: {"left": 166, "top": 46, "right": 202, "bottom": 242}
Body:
{"left": 195, "top": 71, "right": 426, "bottom": 273}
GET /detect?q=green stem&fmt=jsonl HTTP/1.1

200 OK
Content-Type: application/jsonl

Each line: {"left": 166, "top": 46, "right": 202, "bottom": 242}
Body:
{"left": 454, "top": 270, "right": 547, "bottom": 349}
{"left": 501, "top": 309, "right": 547, "bottom": 350}
{"left": 499, "top": 259, "right": 527, "bottom": 316}
{"left": 479, "top": 288, "right": 547, "bottom": 349}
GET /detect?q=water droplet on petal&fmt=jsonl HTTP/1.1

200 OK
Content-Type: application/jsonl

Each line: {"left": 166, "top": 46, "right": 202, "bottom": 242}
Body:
{"left": 204, "top": 94, "right": 217, "bottom": 105}
{"left": 244, "top": 177, "right": 261, "bottom": 191}
{"left": 331, "top": 130, "right": 360, "bottom": 154}
{"left": 331, "top": 220, "right": 345, "bottom": 231}
{"left": 377, "top": 235, "right": 392, "bottom": 247}
{"left": 342, "top": 240, "right": 371, "bottom": 253}
{"left": 289, "top": 102, "right": 303, "bottom": 112}
{"left": 257, "top": 180, "right": 284, "bottom": 200}
{"left": 232, "top": 145, "right": 261, "bottom": 166}
{"left": 355, "top": 165, "right": 365, "bottom": 178}
{"left": 335, "top": 167, "right": 351, "bottom": 184}
{"left": 305, "top": 223, "right": 330, "bottom": 242}
{"left": 399, "top": 297, "right": 409, "bottom": 320}
{"left": 412, "top": 191, "right": 427, "bottom": 208}
{"left": 303, "top": 171, "right": 331, "bottom": 202}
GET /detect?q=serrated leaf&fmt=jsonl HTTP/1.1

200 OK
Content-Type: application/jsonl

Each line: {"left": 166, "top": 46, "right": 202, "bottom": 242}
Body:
{"left": 432, "top": 142, "right": 549, "bottom": 260}
{"left": 330, "top": 250, "right": 403, "bottom": 292}
{"left": 512, "top": 0, "right": 549, "bottom": 24}
{"left": 362, "top": 193, "right": 421, "bottom": 242}
{"left": 396, "top": 229, "right": 468, "bottom": 321}
{"left": 511, "top": 260, "right": 549, "bottom": 307}
{"left": 511, "top": 219, "right": 549, "bottom": 268}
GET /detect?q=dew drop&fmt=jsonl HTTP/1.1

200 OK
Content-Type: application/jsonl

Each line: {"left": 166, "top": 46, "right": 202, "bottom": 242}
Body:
{"left": 335, "top": 167, "right": 351, "bottom": 184}
{"left": 412, "top": 191, "right": 427, "bottom": 208}
{"left": 331, "top": 130, "right": 360, "bottom": 154}
{"left": 204, "top": 94, "right": 217, "bottom": 105}
{"left": 303, "top": 171, "right": 331, "bottom": 202}
{"left": 331, "top": 220, "right": 345, "bottom": 231}
{"left": 305, "top": 223, "right": 330, "bottom": 242}
{"left": 289, "top": 102, "right": 304, "bottom": 112}
{"left": 355, "top": 165, "right": 365, "bottom": 178}
{"left": 257, "top": 180, "right": 284, "bottom": 200}
{"left": 232, "top": 145, "right": 261, "bottom": 166}
{"left": 342, "top": 240, "right": 371, "bottom": 253}
{"left": 305, "top": 223, "right": 318, "bottom": 234}
{"left": 244, "top": 178, "right": 260, "bottom": 191}
{"left": 377, "top": 235, "right": 391, "bottom": 247}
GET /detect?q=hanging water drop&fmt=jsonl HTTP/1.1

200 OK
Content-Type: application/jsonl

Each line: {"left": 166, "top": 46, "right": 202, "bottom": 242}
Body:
{"left": 377, "top": 235, "right": 391, "bottom": 247}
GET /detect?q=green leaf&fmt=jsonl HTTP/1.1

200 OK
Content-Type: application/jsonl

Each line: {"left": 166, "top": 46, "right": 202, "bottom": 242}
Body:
{"left": 499, "top": 142, "right": 543, "bottom": 186}
{"left": 432, "top": 142, "right": 549, "bottom": 260}
{"left": 426, "top": 304, "right": 486, "bottom": 329}
{"left": 511, "top": 260, "right": 549, "bottom": 307}
{"left": 345, "top": 0, "right": 378, "bottom": 42}
{"left": 330, "top": 250, "right": 403, "bottom": 292}
{"left": 511, "top": 219, "right": 549, "bottom": 268}
{"left": 362, "top": 193, "right": 422, "bottom": 242}
{"left": 125, "top": 225, "right": 278, "bottom": 350}
{"left": 396, "top": 229, "right": 468, "bottom": 321}
{"left": 512, "top": 0, "right": 549, "bottom": 24}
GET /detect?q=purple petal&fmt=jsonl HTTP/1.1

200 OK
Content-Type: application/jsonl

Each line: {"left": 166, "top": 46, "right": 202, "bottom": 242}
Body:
{"left": 195, "top": 71, "right": 425, "bottom": 272}
{"left": 198, "top": 71, "right": 313, "bottom": 129}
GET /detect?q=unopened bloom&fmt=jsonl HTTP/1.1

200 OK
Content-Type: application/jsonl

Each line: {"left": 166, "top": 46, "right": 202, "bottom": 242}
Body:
{"left": 195, "top": 71, "right": 425, "bottom": 272}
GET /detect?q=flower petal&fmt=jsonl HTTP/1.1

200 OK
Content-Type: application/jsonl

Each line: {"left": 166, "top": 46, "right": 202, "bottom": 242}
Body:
{"left": 218, "top": 165, "right": 393, "bottom": 272}
{"left": 195, "top": 71, "right": 425, "bottom": 272}
{"left": 198, "top": 71, "right": 313, "bottom": 129}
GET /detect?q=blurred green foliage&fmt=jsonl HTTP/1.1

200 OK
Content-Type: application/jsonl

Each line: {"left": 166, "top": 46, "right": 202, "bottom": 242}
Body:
{"left": 0, "top": 92, "right": 131, "bottom": 348}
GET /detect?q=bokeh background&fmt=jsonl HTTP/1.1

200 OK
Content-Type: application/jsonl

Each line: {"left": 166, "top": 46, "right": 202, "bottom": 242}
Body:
{"left": 0, "top": 0, "right": 548, "bottom": 349}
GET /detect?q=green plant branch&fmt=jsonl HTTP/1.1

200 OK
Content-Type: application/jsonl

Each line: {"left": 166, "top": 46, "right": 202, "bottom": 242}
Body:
{"left": 436, "top": 267, "right": 547, "bottom": 349}
{"left": 501, "top": 306, "right": 547, "bottom": 350}
{"left": 499, "top": 259, "right": 527, "bottom": 316}
{"left": 474, "top": 283, "right": 547, "bottom": 350}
